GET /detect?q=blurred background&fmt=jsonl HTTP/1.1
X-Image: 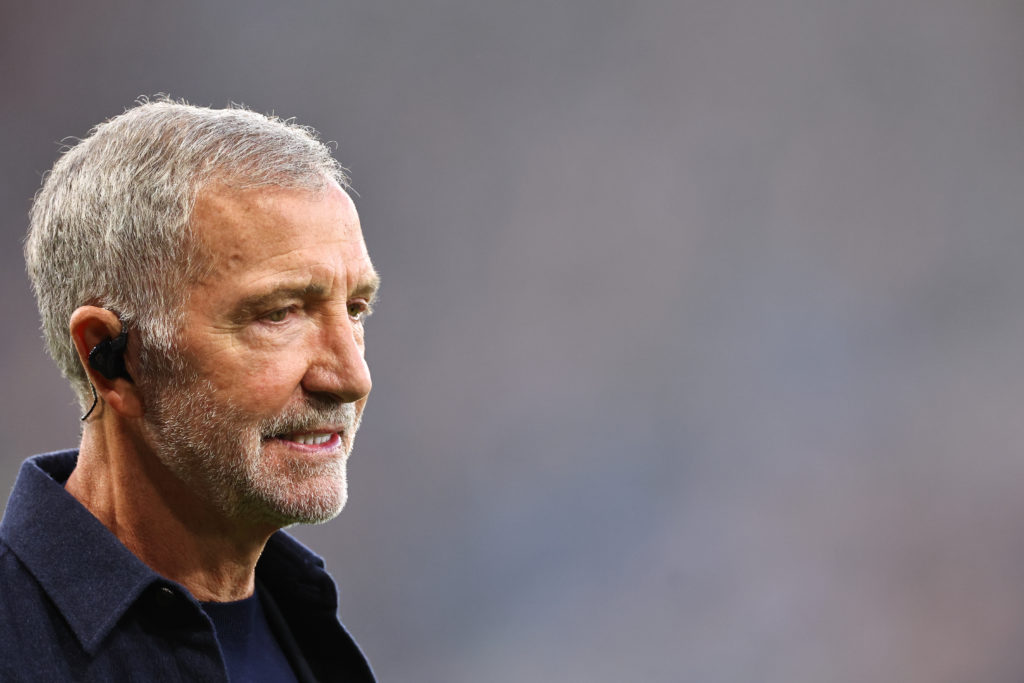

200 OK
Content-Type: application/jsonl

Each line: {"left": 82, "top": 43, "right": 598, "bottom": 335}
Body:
{"left": 2, "top": 1, "right": 1024, "bottom": 680}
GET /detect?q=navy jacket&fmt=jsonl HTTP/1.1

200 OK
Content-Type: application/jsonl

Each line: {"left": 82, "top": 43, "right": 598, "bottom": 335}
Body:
{"left": 0, "top": 450, "right": 375, "bottom": 682}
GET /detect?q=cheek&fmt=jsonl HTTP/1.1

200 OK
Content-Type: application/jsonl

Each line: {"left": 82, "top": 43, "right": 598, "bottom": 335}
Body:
{"left": 208, "top": 353, "right": 307, "bottom": 409}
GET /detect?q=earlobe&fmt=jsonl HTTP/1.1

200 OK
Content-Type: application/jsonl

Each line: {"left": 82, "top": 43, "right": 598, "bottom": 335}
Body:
{"left": 70, "top": 306, "right": 144, "bottom": 419}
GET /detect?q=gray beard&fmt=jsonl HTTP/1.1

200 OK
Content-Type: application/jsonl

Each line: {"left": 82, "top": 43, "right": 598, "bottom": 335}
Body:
{"left": 141, "top": 369, "right": 359, "bottom": 527}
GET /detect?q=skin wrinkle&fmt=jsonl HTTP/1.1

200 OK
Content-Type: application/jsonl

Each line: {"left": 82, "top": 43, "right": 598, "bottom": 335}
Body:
{"left": 143, "top": 182, "right": 376, "bottom": 527}
{"left": 230, "top": 284, "right": 330, "bottom": 324}
{"left": 140, "top": 180, "right": 376, "bottom": 518}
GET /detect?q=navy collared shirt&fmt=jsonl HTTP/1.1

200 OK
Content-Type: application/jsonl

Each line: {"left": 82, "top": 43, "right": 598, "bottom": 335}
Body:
{"left": 0, "top": 450, "right": 375, "bottom": 682}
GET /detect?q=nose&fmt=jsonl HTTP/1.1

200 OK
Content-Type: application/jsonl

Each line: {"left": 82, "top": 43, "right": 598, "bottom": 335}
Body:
{"left": 301, "top": 314, "right": 372, "bottom": 404}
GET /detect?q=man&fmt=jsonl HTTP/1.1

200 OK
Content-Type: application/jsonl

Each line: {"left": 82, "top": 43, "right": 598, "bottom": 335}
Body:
{"left": 0, "top": 99, "right": 379, "bottom": 682}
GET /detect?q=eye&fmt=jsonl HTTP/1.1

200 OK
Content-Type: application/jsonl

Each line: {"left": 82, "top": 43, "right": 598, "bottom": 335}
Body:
{"left": 263, "top": 307, "right": 291, "bottom": 323}
{"left": 348, "top": 300, "right": 372, "bottom": 322}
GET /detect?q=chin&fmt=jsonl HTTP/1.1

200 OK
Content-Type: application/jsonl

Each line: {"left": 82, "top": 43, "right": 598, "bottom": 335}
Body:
{"left": 241, "top": 468, "right": 350, "bottom": 527}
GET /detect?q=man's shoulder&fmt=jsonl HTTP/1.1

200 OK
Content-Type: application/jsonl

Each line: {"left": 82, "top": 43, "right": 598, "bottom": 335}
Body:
{"left": 0, "top": 528, "right": 86, "bottom": 681}
{"left": 0, "top": 450, "right": 79, "bottom": 530}
{"left": 0, "top": 529, "right": 49, "bottom": 614}
{"left": 0, "top": 450, "right": 94, "bottom": 658}
{"left": 0, "top": 452, "right": 221, "bottom": 681}
{"left": 0, "top": 451, "right": 170, "bottom": 670}
{"left": 0, "top": 450, "right": 80, "bottom": 567}
{"left": 0, "top": 533, "right": 35, "bottom": 591}
{"left": 0, "top": 450, "right": 80, "bottom": 607}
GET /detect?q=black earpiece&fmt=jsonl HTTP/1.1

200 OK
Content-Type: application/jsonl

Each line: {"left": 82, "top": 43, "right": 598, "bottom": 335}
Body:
{"left": 88, "top": 330, "right": 132, "bottom": 382}
{"left": 81, "top": 328, "right": 134, "bottom": 421}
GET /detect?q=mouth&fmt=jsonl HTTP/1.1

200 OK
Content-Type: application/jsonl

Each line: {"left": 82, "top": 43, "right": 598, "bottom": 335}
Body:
{"left": 269, "top": 430, "right": 343, "bottom": 449}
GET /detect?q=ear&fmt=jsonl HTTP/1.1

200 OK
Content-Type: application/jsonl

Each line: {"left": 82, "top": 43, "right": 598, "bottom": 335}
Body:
{"left": 69, "top": 306, "right": 144, "bottom": 419}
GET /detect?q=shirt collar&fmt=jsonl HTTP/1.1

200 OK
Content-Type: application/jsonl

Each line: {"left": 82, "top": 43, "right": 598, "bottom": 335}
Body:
{"left": 258, "top": 529, "right": 339, "bottom": 609}
{"left": 0, "top": 450, "right": 161, "bottom": 654}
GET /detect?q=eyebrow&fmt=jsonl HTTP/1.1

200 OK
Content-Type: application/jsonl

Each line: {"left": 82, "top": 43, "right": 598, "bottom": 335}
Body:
{"left": 231, "top": 284, "right": 327, "bottom": 320}
{"left": 354, "top": 270, "right": 382, "bottom": 306}
{"left": 231, "top": 271, "right": 381, "bottom": 320}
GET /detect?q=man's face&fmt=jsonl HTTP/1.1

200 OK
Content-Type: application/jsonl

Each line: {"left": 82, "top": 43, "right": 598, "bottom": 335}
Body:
{"left": 141, "top": 181, "right": 378, "bottom": 526}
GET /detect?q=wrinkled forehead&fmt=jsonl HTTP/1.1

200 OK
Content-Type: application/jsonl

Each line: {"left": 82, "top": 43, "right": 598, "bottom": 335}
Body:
{"left": 189, "top": 180, "right": 364, "bottom": 260}
{"left": 183, "top": 180, "right": 375, "bottom": 303}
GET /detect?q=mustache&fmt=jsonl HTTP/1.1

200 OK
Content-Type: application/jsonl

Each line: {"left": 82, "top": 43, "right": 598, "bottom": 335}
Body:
{"left": 259, "top": 400, "right": 358, "bottom": 439}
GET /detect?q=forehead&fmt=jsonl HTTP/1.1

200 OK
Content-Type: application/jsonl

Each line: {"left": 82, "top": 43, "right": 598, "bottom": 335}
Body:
{"left": 192, "top": 181, "right": 361, "bottom": 251}
{"left": 188, "top": 182, "right": 376, "bottom": 296}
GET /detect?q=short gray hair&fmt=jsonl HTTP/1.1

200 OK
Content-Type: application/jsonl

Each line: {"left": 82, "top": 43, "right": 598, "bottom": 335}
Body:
{"left": 25, "top": 97, "right": 349, "bottom": 408}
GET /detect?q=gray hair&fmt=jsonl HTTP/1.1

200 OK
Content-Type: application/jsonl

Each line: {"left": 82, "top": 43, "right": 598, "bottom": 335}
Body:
{"left": 25, "top": 97, "right": 349, "bottom": 408}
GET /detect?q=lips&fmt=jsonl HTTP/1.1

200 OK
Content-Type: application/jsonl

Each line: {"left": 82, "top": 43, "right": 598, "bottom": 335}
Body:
{"left": 259, "top": 406, "right": 356, "bottom": 449}
{"left": 272, "top": 430, "right": 344, "bottom": 450}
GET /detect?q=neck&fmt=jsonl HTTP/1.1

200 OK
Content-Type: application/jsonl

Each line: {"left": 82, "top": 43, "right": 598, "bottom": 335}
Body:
{"left": 66, "top": 416, "right": 277, "bottom": 602}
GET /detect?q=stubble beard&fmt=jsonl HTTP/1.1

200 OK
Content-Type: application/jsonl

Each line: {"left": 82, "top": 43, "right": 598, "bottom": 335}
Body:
{"left": 140, "top": 359, "right": 361, "bottom": 527}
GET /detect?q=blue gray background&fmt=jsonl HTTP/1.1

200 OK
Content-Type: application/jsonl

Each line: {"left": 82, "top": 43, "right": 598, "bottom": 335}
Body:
{"left": 3, "top": 1, "right": 1024, "bottom": 681}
